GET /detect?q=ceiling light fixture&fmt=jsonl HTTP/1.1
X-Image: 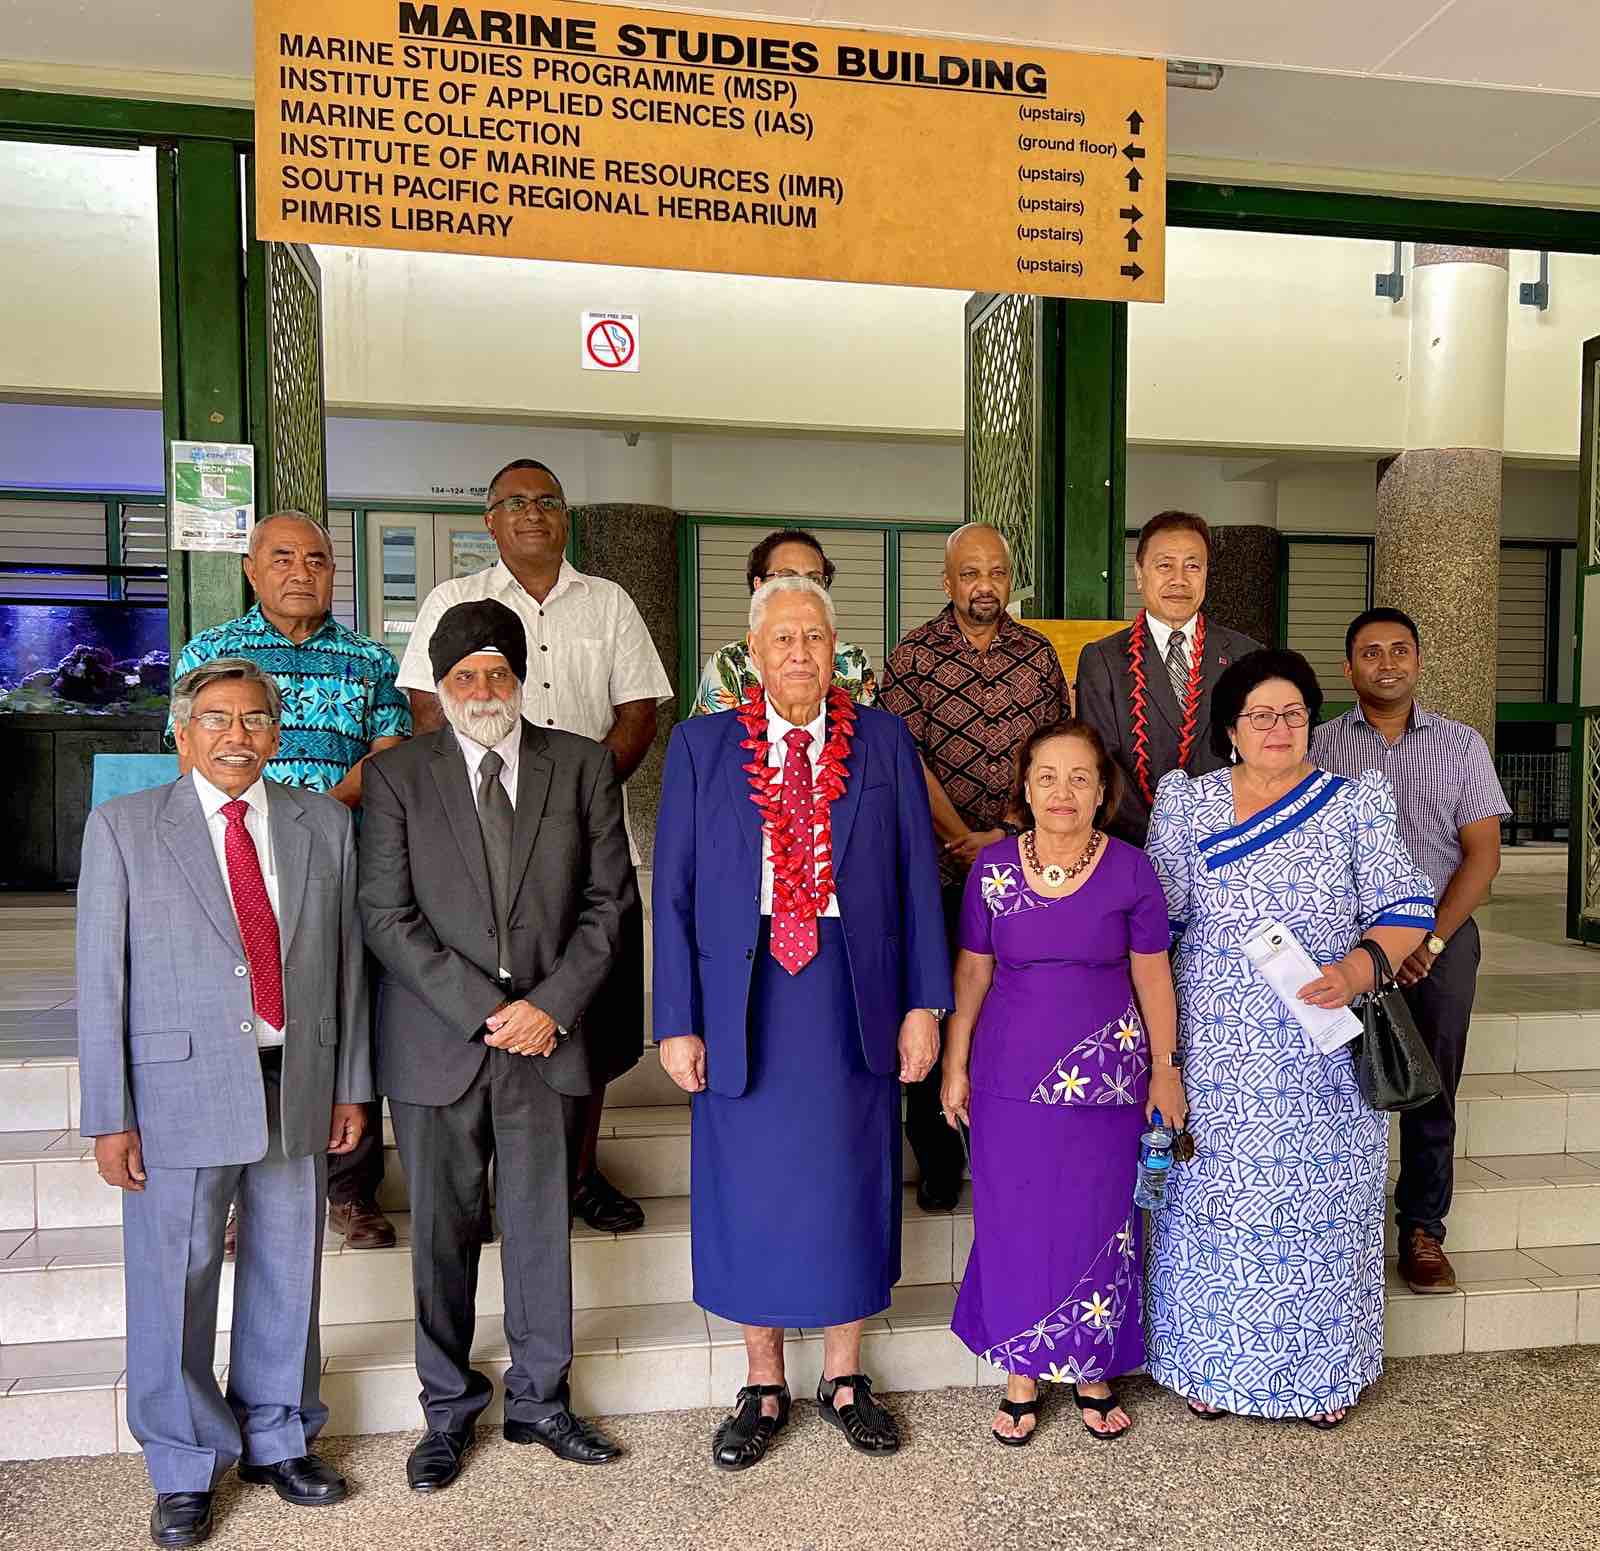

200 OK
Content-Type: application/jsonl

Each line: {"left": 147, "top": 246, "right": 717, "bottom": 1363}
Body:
{"left": 1167, "top": 60, "right": 1225, "bottom": 90}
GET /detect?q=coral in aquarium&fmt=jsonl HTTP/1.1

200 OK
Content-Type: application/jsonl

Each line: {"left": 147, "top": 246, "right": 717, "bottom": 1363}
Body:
{"left": 52, "top": 645, "right": 125, "bottom": 705}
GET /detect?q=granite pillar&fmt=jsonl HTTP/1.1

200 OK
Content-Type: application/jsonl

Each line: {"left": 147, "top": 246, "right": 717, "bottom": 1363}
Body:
{"left": 1373, "top": 245, "right": 1508, "bottom": 745}
{"left": 1208, "top": 525, "right": 1282, "bottom": 648}
{"left": 571, "top": 502, "right": 680, "bottom": 866}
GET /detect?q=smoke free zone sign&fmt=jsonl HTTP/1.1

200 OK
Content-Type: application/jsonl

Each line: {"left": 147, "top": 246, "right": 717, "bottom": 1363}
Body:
{"left": 255, "top": 2, "right": 1166, "bottom": 301}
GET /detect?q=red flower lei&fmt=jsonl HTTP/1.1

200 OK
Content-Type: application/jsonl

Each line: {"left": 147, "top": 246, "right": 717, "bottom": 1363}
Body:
{"left": 1127, "top": 609, "right": 1205, "bottom": 807}
{"left": 737, "top": 683, "right": 857, "bottom": 920}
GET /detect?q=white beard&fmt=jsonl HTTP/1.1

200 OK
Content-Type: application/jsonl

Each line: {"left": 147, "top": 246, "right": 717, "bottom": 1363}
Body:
{"left": 440, "top": 687, "right": 521, "bottom": 748}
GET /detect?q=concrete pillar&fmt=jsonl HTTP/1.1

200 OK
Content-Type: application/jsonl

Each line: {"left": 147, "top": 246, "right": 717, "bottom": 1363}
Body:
{"left": 572, "top": 502, "right": 680, "bottom": 866}
{"left": 1208, "top": 525, "right": 1281, "bottom": 648}
{"left": 1374, "top": 246, "right": 1509, "bottom": 744}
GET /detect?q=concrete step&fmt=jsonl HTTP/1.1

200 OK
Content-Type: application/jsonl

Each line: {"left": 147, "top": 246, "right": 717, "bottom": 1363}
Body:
{"left": 5, "top": 1256, "right": 1598, "bottom": 1461}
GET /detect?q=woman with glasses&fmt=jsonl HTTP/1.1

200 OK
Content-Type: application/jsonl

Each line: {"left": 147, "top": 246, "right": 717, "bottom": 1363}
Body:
{"left": 691, "top": 529, "right": 878, "bottom": 715}
{"left": 1143, "top": 649, "right": 1433, "bottom": 1430}
{"left": 940, "top": 720, "right": 1181, "bottom": 1445}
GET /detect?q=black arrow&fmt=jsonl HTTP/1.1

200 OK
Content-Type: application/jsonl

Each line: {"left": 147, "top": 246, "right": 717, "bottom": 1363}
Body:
{"left": 1122, "top": 143, "right": 1146, "bottom": 161}
{"left": 1127, "top": 109, "right": 1144, "bottom": 134}
{"left": 1125, "top": 166, "right": 1142, "bottom": 192}
{"left": 1120, "top": 262, "right": 1145, "bottom": 281}
{"left": 1119, "top": 204, "right": 1143, "bottom": 223}
{"left": 1124, "top": 228, "right": 1142, "bottom": 251}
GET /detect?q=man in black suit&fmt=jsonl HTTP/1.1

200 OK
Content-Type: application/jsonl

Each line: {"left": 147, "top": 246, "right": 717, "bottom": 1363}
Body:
{"left": 1076, "top": 511, "right": 1260, "bottom": 846}
{"left": 359, "top": 599, "right": 634, "bottom": 1491}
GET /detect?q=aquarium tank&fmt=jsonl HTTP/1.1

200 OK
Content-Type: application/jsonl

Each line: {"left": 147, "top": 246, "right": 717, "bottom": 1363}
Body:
{"left": 0, "top": 601, "right": 170, "bottom": 715}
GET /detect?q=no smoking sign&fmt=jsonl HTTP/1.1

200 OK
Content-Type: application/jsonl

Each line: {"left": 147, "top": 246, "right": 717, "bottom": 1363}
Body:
{"left": 581, "top": 311, "right": 640, "bottom": 373}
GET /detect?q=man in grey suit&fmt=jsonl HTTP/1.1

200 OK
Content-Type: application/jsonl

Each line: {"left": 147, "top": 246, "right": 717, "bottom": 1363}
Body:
{"left": 78, "top": 659, "right": 370, "bottom": 1549}
{"left": 1076, "top": 510, "right": 1261, "bottom": 846}
{"left": 359, "top": 599, "right": 634, "bottom": 1492}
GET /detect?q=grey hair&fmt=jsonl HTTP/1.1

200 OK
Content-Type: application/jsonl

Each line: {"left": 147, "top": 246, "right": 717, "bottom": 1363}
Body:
{"left": 749, "top": 575, "right": 836, "bottom": 635}
{"left": 945, "top": 522, "right": 1012, "bottom": 560}
{"left": 248, "top": 510, "right": 335, "bottom": 558}
{"left": 171, "top": 658, "right": 283, "bottom": 726}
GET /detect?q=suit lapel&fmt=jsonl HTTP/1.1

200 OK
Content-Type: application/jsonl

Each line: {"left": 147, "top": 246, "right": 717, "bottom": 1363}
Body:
{"left": 268, "top": 784, "right": 312, "bottom": 958}
{"left": 429, "top": 730, "right": 496, "bottom": 916}
{"left": 722, "top": 710, "right": 765, "bottom": 862}
{"left": 828, "top": 717, "right": 871, "bottom": 871}
{"left": 1200, "top": 618, "right": 1234, "bottom": 694}
{"left": 159, "top": 778, "right": 243, "bottom": 957}
{"left": 507, "top": 723, "right": 553, "bottom": 902}
{"left": 1136, "top": 617, "right": 1184, "bottom": 736}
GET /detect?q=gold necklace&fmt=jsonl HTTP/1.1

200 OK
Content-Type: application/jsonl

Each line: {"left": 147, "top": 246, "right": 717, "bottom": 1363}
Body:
{"left": 1022, "top": 827, "right": 1103, "bottom": 888}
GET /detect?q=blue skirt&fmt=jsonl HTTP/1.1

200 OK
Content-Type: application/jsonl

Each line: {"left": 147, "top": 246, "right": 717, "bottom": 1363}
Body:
{"left": 690, "top": 919, "right": 902, "bottom": 1328}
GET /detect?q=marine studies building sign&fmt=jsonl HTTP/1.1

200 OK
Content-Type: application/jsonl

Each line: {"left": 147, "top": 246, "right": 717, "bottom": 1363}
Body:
{"left": 255, "top": 2, "right": 1167, "bottom": 301}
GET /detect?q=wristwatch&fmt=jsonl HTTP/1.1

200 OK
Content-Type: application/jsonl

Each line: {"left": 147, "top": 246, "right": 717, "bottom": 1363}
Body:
{"left": 923, "top": 1008, "right": 947, "bottom": 1020}
{"left": 1425, "top": 934, "right": 1446, "bottom": 957}
{"left": 1152, "top": 1051, "right": 1182, "bottom": 1069}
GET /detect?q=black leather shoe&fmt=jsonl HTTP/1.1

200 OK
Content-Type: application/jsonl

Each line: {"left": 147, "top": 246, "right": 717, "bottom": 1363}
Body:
{"left": 572, "top": 1170, "right": 646, "bottom": 1233}
{"left": 150, "top": 1493, "right": 213, "bottom": 1548}
{"left": 712, "top": 1384, "right": 790, "bottom": 1471}
{"left": 405, "top": 1428, "right": 474, "bottom": 1492}
{"left": 238, "top": 1453, "right": 349, "bottom": 1506}
{"left": 817, "top": 1373, "right": 900, "bottom": 1455}
{"left": 916, "top": 1176, "right": 961, "bottom": 1213}
{"left": 504, "top": 1409, "right": 622, "bottom": 1464}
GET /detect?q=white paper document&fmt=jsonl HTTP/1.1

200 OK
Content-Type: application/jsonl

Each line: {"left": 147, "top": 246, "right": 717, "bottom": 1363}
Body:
{"left": 1240, "top": 920, "right": 1362, "bottom": 1056}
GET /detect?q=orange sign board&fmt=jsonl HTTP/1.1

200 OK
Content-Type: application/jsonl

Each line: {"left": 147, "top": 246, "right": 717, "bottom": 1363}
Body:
{"left": 1031, "top": 619, "right": 1128, "bottom": 684}
{"left": 254, "top": 2, "right": 1165, "bottom": 300}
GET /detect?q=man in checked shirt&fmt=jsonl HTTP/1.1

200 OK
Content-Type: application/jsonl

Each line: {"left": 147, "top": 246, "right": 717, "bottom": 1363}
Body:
{"left": 1313, "top": 606, "right": 1511, "bottom": 1297}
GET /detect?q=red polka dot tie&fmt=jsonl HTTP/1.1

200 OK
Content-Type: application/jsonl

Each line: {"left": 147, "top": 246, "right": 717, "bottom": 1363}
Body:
{"left": 221, "top": 799, "right": 285, "bottom": 1031}
{"left": 770, "top": 727, "right": 819, "bottom": 976}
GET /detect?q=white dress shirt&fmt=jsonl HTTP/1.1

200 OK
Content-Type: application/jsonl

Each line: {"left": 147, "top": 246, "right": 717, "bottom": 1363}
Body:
{"left": 193, "top": 770, "right": 284, "bottom": 1048}
{"left": 759, "top": 705, "right": 841, "bottom": 919}
{"left": 1145, "top": 611, "right": 1199, "bottom": 675}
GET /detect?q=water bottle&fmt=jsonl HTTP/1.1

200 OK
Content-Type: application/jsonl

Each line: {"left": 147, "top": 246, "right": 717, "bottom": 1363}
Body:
{"left": 1134, "top": 1107, "right": 1175, "bottom": 1210}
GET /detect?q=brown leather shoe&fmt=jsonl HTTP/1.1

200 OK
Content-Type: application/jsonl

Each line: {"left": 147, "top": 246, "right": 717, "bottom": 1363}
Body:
{"left": 223, "top": 1206, "right": 237, "bottom": 1261}
{"left": 328, "top": 1199, "right": 397, "bottom": 1250}
{"left": 1399, "top": 1227, "right": 1457, "bottom": 1294}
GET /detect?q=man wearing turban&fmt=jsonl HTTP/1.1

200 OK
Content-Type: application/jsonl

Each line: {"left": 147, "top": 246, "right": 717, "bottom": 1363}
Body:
{"left": 359, "top": 599, "right": 635, "bottom": 1490}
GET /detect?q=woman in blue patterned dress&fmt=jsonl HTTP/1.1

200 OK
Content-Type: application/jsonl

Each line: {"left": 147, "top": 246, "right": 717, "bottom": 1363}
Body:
{"left": 1145, "top": 649, "right": 1434, "bottom": 1429}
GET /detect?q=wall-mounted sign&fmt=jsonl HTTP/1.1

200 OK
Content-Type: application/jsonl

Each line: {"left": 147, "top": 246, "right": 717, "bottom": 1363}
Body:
{"left": 582, "top": 310, "right": 639, "bottom": 371}
{"left": 170, "top": 441, "right": 256, "bottom": 553}
{"left": 254, "top": 2, "right": 1165, "bottom": 301}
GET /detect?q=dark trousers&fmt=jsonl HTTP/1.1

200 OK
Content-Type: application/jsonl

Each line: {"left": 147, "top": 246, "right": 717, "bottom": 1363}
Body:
{"left": 389, "top": 1050, "right": 580, "bottom": 1433}
{"left": 904, "top": 880, "right": 969, "bottom": 1191}
{"left": 328, "top": 961, "right": 388, "bottom": 1207}
{"left": 1396, "top": 918, "right": 1481, "bottom": 1243}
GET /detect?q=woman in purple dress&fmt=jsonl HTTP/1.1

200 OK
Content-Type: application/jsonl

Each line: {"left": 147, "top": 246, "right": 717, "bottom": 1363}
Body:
{"left": 942, "top": 720, "right": 1184, "bottom": 1444}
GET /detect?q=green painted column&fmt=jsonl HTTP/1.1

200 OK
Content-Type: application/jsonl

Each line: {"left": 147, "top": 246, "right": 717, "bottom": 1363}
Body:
{"left": 158, "top": 139, "right": 249, "bottom": 656}
{"left": 1055, "top": 299, "right": 1128, "bottom": 621}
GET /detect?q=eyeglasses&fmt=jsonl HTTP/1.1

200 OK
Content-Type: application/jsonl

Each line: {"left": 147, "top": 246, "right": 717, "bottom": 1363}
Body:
{"left": 1239, "top": 706, "right": 1311, "bottom": 732}
{"left": 489, "top": 494, "right": 568, "bottom": 518}
{"left": 191, "top": 711, "right": 277, "bottom": 733}
{"left": 760, "top": 568, "right": 830, "bottom": 589}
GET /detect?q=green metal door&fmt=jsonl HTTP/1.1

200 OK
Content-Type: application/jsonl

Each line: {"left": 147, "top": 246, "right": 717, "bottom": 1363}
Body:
{"left": 247, "top": 237, "right": 328, "bottom": 524}
{"left": 1568, "top": 334, "right": 1600, "bottom": 942}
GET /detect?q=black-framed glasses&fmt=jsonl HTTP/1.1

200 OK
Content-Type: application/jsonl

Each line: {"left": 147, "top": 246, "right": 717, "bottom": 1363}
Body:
{"left": 759, "top": 568, "right": 830, "bottom": 588}
{"left": 489, "top": 493, "right": 567, "bottom": 518}
{"left": 1240, "top": 706, "right": 1310, "bottom": 732}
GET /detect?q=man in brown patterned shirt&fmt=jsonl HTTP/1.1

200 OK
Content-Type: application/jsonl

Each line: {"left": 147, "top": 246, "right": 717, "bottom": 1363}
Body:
{"left": 879, "top": 523, "right": 1070, "bottom": 1209}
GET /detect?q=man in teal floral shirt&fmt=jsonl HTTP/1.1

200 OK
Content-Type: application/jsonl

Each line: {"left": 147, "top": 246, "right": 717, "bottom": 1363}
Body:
{"left": 691, "top": 528, "right": 877, "bottom": 715}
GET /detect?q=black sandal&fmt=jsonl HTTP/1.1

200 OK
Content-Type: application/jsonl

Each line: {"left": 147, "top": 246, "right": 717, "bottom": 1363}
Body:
{"left": 1072, "top": 1385, "right": 1130, "bottom": 1441}
{"left": 1186, "top": 1399, "right": 1229, "bottom": 1421}
{"left": 711, "top": 1383, "right": 790, "bottom": 1471}
{"left": 991, "top": 1397, "right": 1040, "bottom": 1447}
{"left": 1304, "top": 1409, "right": 1349, "bottom": 1432}
{"left": 817, "top": 1373, "right": 899, "bottom": 1455}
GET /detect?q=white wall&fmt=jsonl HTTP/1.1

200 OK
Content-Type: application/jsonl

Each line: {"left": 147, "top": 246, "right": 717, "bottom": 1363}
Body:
{"left": 1126, "top": 451, "right": 1277, "bottom": 527}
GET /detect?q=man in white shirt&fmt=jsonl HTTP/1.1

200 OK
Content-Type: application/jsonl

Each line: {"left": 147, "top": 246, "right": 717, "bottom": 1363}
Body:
{"left": 397, "top": 458, "right": 671, "bottom": 1233}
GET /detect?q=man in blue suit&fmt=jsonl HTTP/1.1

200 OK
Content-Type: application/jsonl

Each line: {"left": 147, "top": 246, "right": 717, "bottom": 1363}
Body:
{"left": 654, "top": 577, "right": 951, "bottom": 1473}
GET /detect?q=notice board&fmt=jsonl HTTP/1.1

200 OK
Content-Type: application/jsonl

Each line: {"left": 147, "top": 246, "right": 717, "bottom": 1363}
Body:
{"left": 255, "top": 2, "right": 1166, "bottom": 300}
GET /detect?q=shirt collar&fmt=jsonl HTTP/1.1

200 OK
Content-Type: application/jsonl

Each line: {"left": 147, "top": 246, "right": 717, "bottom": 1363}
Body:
{"left": 489, "top": 558, "right": 589, "bottom": 605}
{"left": 193, "top": 768, "right": 268, "bottom": 819}
{"left": 1352, "top": 699, "right": 1434, "bottom": 734}
{"left": 1144, "top": 611, "right": 1198, "bottom": 657}
{"left": 767, "top": 702, "right": 826, "bottom": 752}
{"left": 453, "top": 719, "right": 522, "bottom": 783}
{"left": 241, "top": 601, "right": 338, "bottom": 647}
{"left": 935, "top": 602, "right": 1024, "bottom": 651}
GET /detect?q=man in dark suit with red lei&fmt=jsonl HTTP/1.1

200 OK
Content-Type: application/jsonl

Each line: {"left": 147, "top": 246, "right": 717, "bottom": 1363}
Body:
{"left": 1076, "top": 511, "right": 1260, "bottom": 847}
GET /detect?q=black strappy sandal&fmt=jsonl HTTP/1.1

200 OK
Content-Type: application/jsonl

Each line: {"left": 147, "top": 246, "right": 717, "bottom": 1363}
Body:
{"left": 1186, "top": 1399, "right": 1229, "bottom": 1421}
{"left": 817, "top": 1373, "right": 899, "bottom": 1454}
{"left": 711, "top": 1383, "right": 790, "bottom": 1471}
{"left": 1072, "top": 1385, "right": 1130, "bottom": 1441}
{"left": 991, "top": 1397, "right": 1040, "bottom": 1447}
{"left": 1303, "top": 1409, "right": 1349, "bottom": 1432}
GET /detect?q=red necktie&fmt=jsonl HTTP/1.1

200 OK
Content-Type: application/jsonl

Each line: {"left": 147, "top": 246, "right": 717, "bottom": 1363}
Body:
{"left": 221, "top": 799, "right": 285, "bottom": 1030}
{"left": 770, "top": 727, "right": 819, "bottom": 975}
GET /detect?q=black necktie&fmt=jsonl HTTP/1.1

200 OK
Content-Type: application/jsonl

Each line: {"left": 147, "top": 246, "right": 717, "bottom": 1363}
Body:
{"left": 476, "top": 750, "right": 514, "bottom": 968}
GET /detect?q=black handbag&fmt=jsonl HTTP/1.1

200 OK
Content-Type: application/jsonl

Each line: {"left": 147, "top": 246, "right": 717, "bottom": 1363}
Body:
{"left": 1352, "top": 939, "right": 1443, "bottom": 1113}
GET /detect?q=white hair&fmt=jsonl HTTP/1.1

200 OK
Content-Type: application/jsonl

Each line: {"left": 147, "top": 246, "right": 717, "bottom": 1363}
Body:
{"left": 748, "top": 575, "right": 836, "bottom": 635}
{"left": 945, "top": 522, "right": 1012, "bottom": 560}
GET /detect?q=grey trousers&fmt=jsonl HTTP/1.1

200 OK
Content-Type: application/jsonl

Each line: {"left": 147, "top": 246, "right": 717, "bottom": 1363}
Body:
{"left": 390, "top": 1049, "right": 580, "bottom": 1433}
{"left": 123, "top": 1057, "right": 327, "bottom": 1493}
